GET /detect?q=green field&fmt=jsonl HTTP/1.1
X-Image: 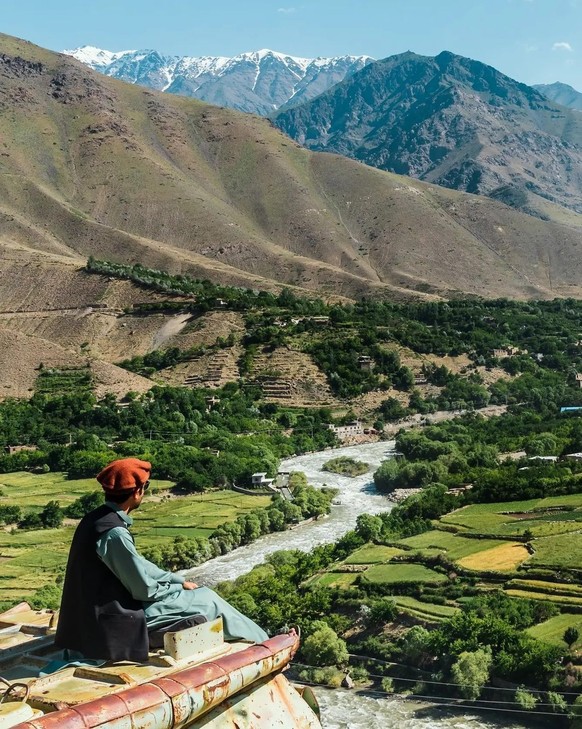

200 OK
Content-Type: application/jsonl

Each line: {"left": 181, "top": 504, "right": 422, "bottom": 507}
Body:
{"left": 0, "top": 472, "right": 272, "bottom": 601}
{"left": 0, "top": 472, "right": 126, "bottom": 509}
{"left": 507, "top": 579, "right": 582, "bottom": 597}
{"left": 135, "top": 491, "right": 272, "bottom": 547}
{"left": 343, "top": 544, "right": 404, "bottom": 565}
{"left": 393, "top": 596, "right": 459, "bottom": 620}
{"left": 527, "top": 533, "right": 582, "bottom": 570}
{"left": 526, "top": 614, "right": 582, "bottom": 649}
{"left": 362, "top": 563, "right": 447, "bottom": 585}
{"left": 397, "top": 529, "right": 509, "bottom": 561}
{"left": 505, "top": 589, "right": 582, "bottom": 607}
{"left": 309, "top": 572, "right": 360, "bottom": 589}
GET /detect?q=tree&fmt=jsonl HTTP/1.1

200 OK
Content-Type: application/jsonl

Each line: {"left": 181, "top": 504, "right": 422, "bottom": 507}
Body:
{"left": 564, "top": 626, "right": 579, "bottom": 648}
{"left": 301, "top": 622, "right": 349, "bottom": 667}
{"left": 65, "top": 491, "right": 103, "bottom": 518}
{"left": 39, "top": 500, "right": 64, "bottom": 529}
{"left": 355, "top": 514, "right": 383, "bottom": 542}
{"left": 451, "top": 647, "right": 492, "bottom": 700}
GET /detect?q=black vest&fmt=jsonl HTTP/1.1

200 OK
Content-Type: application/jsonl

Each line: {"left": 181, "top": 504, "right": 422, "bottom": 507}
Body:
{"left": 55, "top": 504, "right": 148, "bottom": 662}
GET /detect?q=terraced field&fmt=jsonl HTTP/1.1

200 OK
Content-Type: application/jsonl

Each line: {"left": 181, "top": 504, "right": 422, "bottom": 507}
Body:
{"left": 526, "top": 614, "right": 582, "bottom": 649}
{"left": 343, "top": 545, "right": 405, "bottom": 565}
{"left": 0, "top": 472, "right": 271, "bottom": 601}
{"left": 361, "top": 563, "right": 448, "bottom": 585}
{"left": 396, "top": 530, "right": 514, "bottom": 562}
{"left": 305, "top": 490, "right": 582, "bottom": 643}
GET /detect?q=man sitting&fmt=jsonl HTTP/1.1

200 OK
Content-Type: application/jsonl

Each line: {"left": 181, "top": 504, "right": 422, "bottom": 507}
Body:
{"left": 55, "top": 458, "right": 268, "bottom": 662}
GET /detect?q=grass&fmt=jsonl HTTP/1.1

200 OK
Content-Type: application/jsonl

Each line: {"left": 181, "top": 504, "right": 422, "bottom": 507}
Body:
{"left": 35, "top": 367, "right": 93, "bottom": 396}
{"left": 526, "top": 614, "right": 582, "bottom": 649}
{"left": 0, "top": 472, "right": 272, "bottom": 601}
{"left": 361, "top": 563, "right": 447, "bottom": 585}
{"left": 309, "top": 573, "right": 360, "bottom": 589}
{"left": 504, "top": 589, "right": 582, "bottom": 607}
{"left": 457, "top": 542, "right": 529, "bottom": 572}
{"left": 527, "top": 533, "right": 582, "bottom": 570}
{"left": 507, "top": 579, "right": 582, "bottom": 597}
{"left": 397, "top": 530, "right": 508, "bottom": 561}
{"left": 343, "top": 544, "right": 404, "bottom": 565}
{"left": 0, "top": 472, "right": 156, "bottom": 509}
{"left": 490, "top": 519, "right": 582, "bottom": 538}
{"left": 393, "top": 596, "right": 459, "bottom": 618}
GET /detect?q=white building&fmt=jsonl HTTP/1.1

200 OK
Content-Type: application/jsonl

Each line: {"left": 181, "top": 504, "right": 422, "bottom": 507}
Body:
{"left": 251, "top": 472, "right": 274, "bottom": 488}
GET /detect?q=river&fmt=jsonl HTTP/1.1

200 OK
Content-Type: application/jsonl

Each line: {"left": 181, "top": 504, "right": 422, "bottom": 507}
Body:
{"left": 185, "top": 442, "right": 537, "bottom": 728}
{"left": 185, "top": 441, "right": 396, "bottom": 585}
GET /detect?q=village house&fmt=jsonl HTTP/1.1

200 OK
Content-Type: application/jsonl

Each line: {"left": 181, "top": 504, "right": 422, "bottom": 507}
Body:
{"left": 493, "top": 346, "right": 524, "bottom": 359}
{"left": 5, "top": 444, "right": 38, "bottom": 455}
{"left": 358, "top": 355, "right": 373, "bottom": 371}
{"left": 326, "top": 421, "right": 365, "bottom": 438}
{"left": 251, "top": 472, "right": 274, "bottom": 488}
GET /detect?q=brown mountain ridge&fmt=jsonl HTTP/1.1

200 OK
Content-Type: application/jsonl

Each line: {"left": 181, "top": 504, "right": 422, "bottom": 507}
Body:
{"left": 274, "top": 51, "right": 582, "bottom": 216}
{"left": 0, "top": 32, "right": 581, "bottom": 314}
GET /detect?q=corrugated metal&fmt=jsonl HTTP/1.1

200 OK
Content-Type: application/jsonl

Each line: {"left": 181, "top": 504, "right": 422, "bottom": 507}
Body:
{"left": 10, "top": 633, "right": 321, "bottom": 729}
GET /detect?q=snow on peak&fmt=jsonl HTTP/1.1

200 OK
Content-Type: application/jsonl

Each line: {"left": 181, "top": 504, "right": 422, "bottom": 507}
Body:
{"left": 64, "top": 45, "right": 134, "bottom": 67}
{"left": 237, "top": 49, "right": 312, "bottom": 69}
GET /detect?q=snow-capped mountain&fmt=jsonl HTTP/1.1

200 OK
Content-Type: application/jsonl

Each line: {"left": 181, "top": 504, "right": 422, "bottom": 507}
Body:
{"left": 63, "top": 46, "right": 373, "bottom": 115}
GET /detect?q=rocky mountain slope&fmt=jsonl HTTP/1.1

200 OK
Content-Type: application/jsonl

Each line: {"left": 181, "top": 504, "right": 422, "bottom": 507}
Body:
{"left": 534, "top": 82, "right": 582, "bottom": 111}
{"left": 0, "top": 33, "right": 582, "bottom": 310}
{"left": 64, "top": 45, "right": 372, "bottom": 115}
{"left": 274, "top": 51, "right": 582, "bottom": 213}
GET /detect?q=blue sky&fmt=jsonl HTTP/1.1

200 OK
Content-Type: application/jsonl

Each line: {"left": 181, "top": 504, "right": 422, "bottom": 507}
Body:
{"left": 3, "top": 0, "right": 582, "bottom": 88}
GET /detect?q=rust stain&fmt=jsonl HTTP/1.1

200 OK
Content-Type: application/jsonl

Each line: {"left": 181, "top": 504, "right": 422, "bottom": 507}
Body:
{"left": 9, "top": 632, "right": 310, "bottom": 729}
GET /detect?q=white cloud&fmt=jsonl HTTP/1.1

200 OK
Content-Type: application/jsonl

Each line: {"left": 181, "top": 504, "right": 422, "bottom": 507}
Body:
{"left": 277, "top": 7, "right": 296, "bottom": 13}
{"left": 553, "top": 41, "right": 574, "bottom": 52}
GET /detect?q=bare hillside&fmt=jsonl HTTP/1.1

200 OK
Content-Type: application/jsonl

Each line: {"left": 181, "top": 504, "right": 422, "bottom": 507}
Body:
{"left": 0, "top": 34, "right": 579, "bottom": 303}
{"left": 0, "top": 327, "right": 152, "bottom": 400}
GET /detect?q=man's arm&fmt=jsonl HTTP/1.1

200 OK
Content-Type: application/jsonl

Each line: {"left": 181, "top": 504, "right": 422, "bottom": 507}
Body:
{"left": 141, "top": 556, "right": 185, "bottom": 585}
{"left": 96, "top": 527, "right": 184, "bottom": 602}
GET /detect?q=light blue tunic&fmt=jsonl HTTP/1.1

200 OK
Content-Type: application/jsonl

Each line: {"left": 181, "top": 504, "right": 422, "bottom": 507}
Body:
{"left": 96, "top": 503, "right": 268, "bottom": 644}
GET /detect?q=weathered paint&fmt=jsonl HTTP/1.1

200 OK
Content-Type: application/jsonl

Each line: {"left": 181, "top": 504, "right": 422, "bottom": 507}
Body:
{"left": 163, "top": 619, "right": 224, "bottom": 662}
{"left": 10, "top": 633, "right": 320, "bottom": 729}
{"left": 188, "top": 672, "right": 321, "bottom": 728}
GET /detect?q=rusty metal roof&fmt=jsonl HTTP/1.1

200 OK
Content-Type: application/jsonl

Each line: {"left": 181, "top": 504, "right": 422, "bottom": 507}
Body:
{"left": 0, "top": 605, "right": 321, "bottom": 729}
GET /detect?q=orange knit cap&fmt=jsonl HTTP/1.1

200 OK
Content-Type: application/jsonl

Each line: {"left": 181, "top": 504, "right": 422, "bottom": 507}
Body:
{"left": 96, "top": 458, "right": 151, "bottom": 493}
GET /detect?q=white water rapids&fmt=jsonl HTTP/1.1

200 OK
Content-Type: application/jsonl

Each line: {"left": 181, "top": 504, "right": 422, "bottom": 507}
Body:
{"left": 185, "top": 441, "right": 397, "bottom": 586}
{"left": 185, "top": 442, "right": 535, "bottom": 728}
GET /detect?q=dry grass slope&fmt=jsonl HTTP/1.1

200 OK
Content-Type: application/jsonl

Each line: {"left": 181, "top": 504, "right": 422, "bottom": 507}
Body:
{"left": 0, "top": 33, "right": 580, "bottom": 305}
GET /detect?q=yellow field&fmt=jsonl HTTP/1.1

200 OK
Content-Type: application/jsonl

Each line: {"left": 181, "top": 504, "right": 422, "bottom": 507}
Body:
{"left": 458, "top": 542, "right": 529, "bottom": 572}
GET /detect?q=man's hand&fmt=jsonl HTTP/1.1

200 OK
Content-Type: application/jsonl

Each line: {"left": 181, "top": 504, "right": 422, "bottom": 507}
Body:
{"left": 183, "top": 581, "right": 198, "bottom": 590}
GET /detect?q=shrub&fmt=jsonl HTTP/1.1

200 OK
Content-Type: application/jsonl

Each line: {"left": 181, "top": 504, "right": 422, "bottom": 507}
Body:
{"left": 301, "top": 622, "right": 349, "bottom": 667}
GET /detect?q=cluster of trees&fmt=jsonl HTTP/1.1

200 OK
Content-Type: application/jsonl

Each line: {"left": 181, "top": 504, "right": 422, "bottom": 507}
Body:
{"left": 87, "top": 258, "right": 328, "bottom": 316}
{"left": 144, "top": 481, "right": 335, "bottom": 571}
{"left": 0, "top": 385, "right": 337, "bottom": 489}
{"left": 86, "top": 260, "right": 582, "bottom": 423}
{"left": 8, "top": 493, "right": 104, "bottom": 532}
{"left": 308, "top": 335, "right": 414, "bottom": 398}
{"left": 322, "top": 457, "right": 369, "bottom": 477}
{"left": 371, "top": 416, "right": 582, "bottom": 502}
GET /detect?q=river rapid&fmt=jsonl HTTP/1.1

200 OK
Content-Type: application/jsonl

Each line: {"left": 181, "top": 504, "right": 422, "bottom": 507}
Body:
{"left": 186, "top": 442, "right": 535, "bottom": 729}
